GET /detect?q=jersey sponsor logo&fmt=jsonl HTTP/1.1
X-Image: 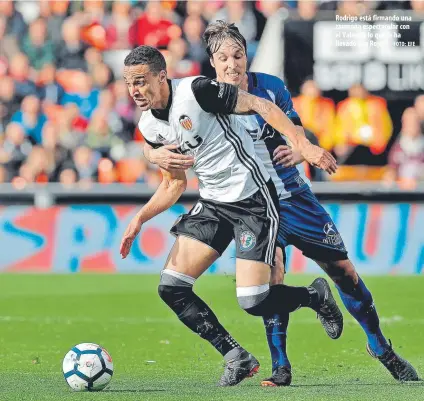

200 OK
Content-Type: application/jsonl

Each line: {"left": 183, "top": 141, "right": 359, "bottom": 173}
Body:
{"left": 260, "top": 123, "right": 277, "bottom": 141}
{"left": 179, "top": 115, "right": 193, "bottom": 131}
{"left": 322, "top": 222, "right": 344, "bottom": 247}
{"left": 239, "top": 230, "right": 256, "bottom": 251}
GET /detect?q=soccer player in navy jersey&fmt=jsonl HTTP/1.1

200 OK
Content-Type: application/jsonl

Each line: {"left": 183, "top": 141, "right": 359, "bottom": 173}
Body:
{"left": 146, "top": 21, "right": 419, "bottom": 386}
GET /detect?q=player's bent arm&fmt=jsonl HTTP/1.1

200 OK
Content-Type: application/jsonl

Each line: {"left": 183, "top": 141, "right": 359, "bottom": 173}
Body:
{"left": 134, "top": 169, "right": 187, "bottom": 224}
{"left": 234, "top": 90, "right": 337, "bottom": 173}
{"left": 234, "top": 89, "right": 304, "bottom": 148}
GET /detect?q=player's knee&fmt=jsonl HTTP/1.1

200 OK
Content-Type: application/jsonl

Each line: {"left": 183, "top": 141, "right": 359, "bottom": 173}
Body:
{"left": 158, "top": 284, "right": 174, "bottom": 304}
{"left": 158, "top": 269, "right": 195, "bottom": 306}
{"left": 237, "top": 284, "right": 271, "bottom": 317}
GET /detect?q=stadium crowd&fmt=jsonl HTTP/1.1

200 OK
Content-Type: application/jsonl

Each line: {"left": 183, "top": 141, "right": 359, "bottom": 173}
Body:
{"left": 0, "top": 0, "right": 423, "bottom": 187}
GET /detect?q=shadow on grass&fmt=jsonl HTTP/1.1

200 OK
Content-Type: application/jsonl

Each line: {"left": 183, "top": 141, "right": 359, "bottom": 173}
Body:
{"left": 104, "top": 389, "right": 166, "bottom": 393}
{"left": 291, "top": 382, "right": 424, "bottom": 388}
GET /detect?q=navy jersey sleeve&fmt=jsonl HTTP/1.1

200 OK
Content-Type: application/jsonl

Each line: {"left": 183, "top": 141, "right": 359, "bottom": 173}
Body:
{"left": 270, "top": 76, "right": 302, "bottom": 126}
{"left": 191, "top": 77, "right": 238, "bottom": 114}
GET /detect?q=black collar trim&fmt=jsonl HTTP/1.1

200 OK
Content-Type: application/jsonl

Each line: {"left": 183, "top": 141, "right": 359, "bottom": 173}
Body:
{"left": 151, "top": 79, "right": 172, "bottom": 122}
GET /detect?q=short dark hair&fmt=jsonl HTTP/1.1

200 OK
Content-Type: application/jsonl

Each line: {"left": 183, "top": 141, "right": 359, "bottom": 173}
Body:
{"left": 203, "top": 20, "right": 247, "bottom": 58}
{"left": 124, "top": 46, "right": 166, "bottom": 74}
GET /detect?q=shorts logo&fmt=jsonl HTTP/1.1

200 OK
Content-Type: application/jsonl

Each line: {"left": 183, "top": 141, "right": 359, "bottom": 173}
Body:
{"left": 179, "top": 115, "right": 193, "bottom": 131}
{"left": 190, "top": 202, "right": 203, "bottom": 216}
{"left": 323, "top": 222, "right": 343, "bottom": 247}
{"left": 240, "top": 230, "right": 256, "bottom": 251}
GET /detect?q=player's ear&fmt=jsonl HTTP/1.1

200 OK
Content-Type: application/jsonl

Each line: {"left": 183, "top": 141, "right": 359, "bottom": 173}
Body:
{"left": 159, "top": 70, "right": 167, "bottom": 83}
{"left": 209, "top": 57, "right": 215, "bottom": 68}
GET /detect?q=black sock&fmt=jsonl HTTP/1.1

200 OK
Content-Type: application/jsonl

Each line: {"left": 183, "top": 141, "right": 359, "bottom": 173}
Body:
{"left": 270, "top": 284, "right": 318, "bottom": 313}
{"left": 159, "top": 285, "right": 239, "bottom": 357}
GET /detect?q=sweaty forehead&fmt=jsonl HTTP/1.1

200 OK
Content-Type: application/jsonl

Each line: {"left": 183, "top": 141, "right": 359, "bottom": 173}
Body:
{"left": 123, "top": 64, "right": 151, "bottom": 80}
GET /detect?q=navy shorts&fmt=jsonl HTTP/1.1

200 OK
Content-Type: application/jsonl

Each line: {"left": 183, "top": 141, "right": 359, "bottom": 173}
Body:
{"left": 278, "top": 189, "right": 348, "bottom": 263}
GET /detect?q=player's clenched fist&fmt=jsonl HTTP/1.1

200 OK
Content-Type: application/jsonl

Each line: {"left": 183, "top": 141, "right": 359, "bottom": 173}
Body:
{"left": 120, "top": 217, "right": 143, "bottom": 259}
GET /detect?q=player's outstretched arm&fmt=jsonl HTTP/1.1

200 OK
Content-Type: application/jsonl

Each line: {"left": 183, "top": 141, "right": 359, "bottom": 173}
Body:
{"left": 119, "top": 169, "right": 187, "bottom": 259}
{"left": 234, "top": 89, "right": 337, "bottom": 174}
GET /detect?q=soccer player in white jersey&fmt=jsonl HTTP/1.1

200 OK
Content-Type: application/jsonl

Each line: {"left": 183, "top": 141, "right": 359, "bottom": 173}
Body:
{"left": 147, "top": 22, "right": 420, "bottom": 386}
{"left": 120, "top": 45, "right": 341, "bottom": 386}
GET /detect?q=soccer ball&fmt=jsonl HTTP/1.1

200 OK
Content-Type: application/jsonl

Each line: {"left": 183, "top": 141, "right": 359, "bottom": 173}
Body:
{"left": 62, "top": 343, "right": 113, "bottom": 392}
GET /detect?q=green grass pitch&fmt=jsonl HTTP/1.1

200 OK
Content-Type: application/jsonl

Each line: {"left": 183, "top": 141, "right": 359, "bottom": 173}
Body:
{"left": 1, "top": 274, "right": 423, "bottom": 401}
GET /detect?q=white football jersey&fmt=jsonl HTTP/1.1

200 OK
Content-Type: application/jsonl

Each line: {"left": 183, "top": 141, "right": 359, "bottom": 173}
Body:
{"left": 138, "top": 77, "right": 271, "bottom": 203}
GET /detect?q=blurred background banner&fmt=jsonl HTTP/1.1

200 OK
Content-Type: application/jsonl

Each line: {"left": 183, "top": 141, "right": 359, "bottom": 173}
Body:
{"left": 1, "top": 201, "right": 423, "bottom": 275}
{"left": 283, "top": 14, "right": 424, "bottom": 101}
{"left": 0, "top": 1, "right": 423, "bottom": 275}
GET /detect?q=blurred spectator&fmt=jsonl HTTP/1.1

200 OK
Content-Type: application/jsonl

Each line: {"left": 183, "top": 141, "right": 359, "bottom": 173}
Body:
{"left": 45, "top": 0, "right": 70, "bottom": 46}
{"left": 38, "top": 64, "right": 65, "bottom": 105}
{"left": 167, "top": 37, "right": 201, "bottom": 78}
{"left": 82, "top": 0, "right": 105, "bottom": 21}
{"left": 20, "top": 17, "right": 55, "bottom": 72}
{"left": 84, "top": 47, "right": 103, "bottom": 77}
{"left": 333, "top": 84, "right": 393, "bottom": 161}
{"left": 96, "top": 89, "right": 125, "bottom": 140}
{"left": 71, "top": 146, "right": 98, "bottom": 183}
{"left": 85, "top": 109, "right": 123, "bottom": 156}
{"left": 184, "top": 0, "right": 206, "bottom": 18}
{"left": 11, "top": 95, "right": 47, "bottom": 144}
{"left": 0, "top": 15, "right": 20, "bottom": 65}
{"left": 0, "top": 76, "right": 20, "bottom": 127}
{"left": 55, "top": 18, "right": 87, "bottom": 71}
{"left": 104, "top": 0, "right": 132, "bottom": 49}
{"left": 183, "top": 15, "right": 207, "bottom": 63}
{"left": 410, "top": 0, "right": 424, "bottom": 12}
{"left": 59, "top": 167, "right": 78, "bottom": 186}
{"left": 386, "top": 107, "right": 424, "bottom": 183}
{"left": 0, "top": 0, "right": 27, "bottom": 37}
{"left": 41, "top": 122, "right": 71, "bottom": 181}
{"left": 213, "top": 1, "right": 264, "bottom": 43}
{"left": 414, "top": 95, "right": 424, "bottom": 133}
{"left": 57, "top": 104, "right": 87, "bottom": 149}
{"left": 91, "top": 62, "right": 114, "bottom": 89}
{"left": 61, "top": 73, "right": 99, "bottom": 119}
{"left": 0, "top": 122, "right": 32, "bottom": 181}
{"left": 297, "top": 0, "right": 318, "bottom": 20}
{"left": 293, "top": 79, "right": 336, "bottom": 150}
{"left": 20, "top": 146, "right": 51, "bottom": 183}
{"left": 113, "top": 79, "right": 136, "bottom": 139}
{"left": 255, "top": 0, "right": 284, "bottom": 18}
{"left": 337, "top": 0, "right": 373, "bottom": 15}
{"left": 8, "top": 53, "right": 38, "bottom": 101}
{"left": 129, "top": 1, "right": 180, "bottom": 48}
